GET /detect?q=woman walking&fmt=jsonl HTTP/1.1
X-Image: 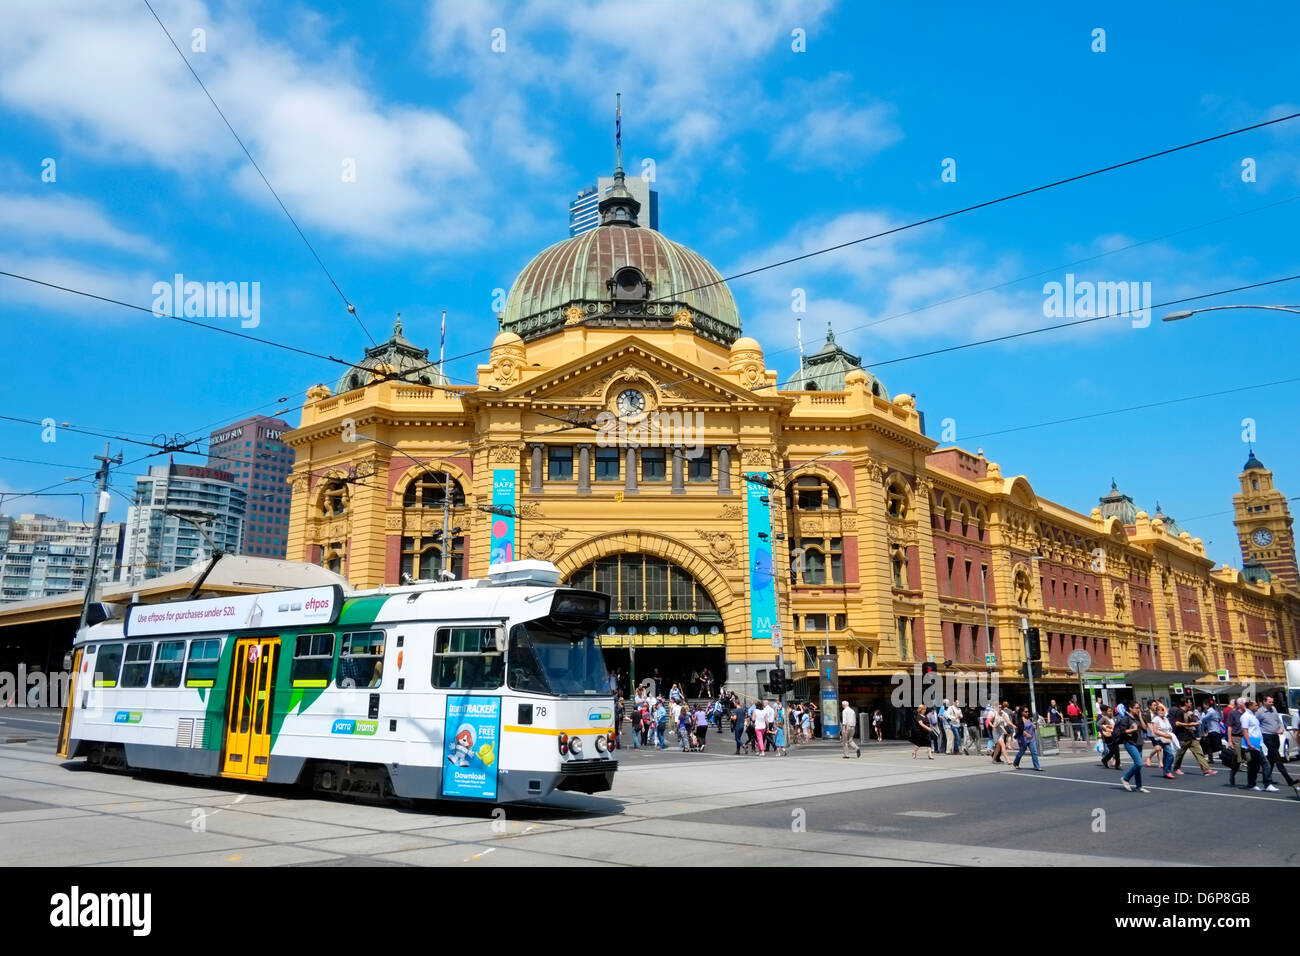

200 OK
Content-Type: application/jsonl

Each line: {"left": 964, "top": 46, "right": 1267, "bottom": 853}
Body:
{"left": 910, "top": 706, "right": 935, "bottom": 759}
{"left": 1116, "top": 701, "right": 1150, "bottom": 792}
{"left": 990, "top": 704, "right": 1014, "bottom": 763}
{"left": 773, "top": 700, "right": 788, "bottom": 756}
{"left": 1011, "top": 705, "right": 1043, "bottom": 771}
{"left": 1149, "top": 701, "right": 1177, "bottom": 778}
{"left": 872, "top": 709, "right": 883, "bottom": 742}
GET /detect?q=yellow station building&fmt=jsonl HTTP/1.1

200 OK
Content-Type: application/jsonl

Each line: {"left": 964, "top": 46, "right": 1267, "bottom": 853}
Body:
{"left": 284, "top": 163, "right": 1300, "bottom": 711}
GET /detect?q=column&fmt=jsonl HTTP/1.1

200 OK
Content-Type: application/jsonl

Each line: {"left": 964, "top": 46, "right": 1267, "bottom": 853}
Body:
{"left": 717, "top": 445, "right": 732, "bottom": 494}
{"left": 577, "top": 443, "right": 591, "bottom": 495}
{"left": 530, "top": 443, "right": 544, "bottom": 493}
{"left": 671, "top": 446, "right": 684, "bottom": 494}
{"left": 624, "top": 447, "right": 638, "bottom": 494}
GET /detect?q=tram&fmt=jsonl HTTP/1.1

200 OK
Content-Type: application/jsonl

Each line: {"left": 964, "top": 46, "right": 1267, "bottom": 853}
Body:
{"left": 55, "top": 561, "right": 617, "bottom": 803}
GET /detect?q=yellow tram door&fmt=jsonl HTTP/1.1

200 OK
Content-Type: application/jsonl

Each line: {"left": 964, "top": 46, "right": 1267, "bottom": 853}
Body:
{"left": 55, "top": 647, "right": 83, "bottom": 758}
{"left": 222, "top": 637, "right": 280, "bottom": 779}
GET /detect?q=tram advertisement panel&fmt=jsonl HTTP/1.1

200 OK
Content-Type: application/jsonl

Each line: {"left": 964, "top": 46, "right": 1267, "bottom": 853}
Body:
{"left": 442, "top": 696, "right": 501, "bottom": 800}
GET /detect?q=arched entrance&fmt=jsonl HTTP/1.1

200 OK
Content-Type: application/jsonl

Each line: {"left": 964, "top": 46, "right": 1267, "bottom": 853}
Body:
{"left": 558, "top": 535, "right": 735, "bottom": 700}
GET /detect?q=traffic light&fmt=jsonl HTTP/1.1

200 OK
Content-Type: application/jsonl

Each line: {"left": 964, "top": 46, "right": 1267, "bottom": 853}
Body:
{"left": 1022, "top": 661, "right": 1043, "bottom": 679}
{"left": 921, "top": 661, "right": 937, "bottom": 676}
{"left": 768, "top": 669, "right": 786, "bottom": 696}
{"left": 1025, "top": 627, "right": 1042, "bottom": 661}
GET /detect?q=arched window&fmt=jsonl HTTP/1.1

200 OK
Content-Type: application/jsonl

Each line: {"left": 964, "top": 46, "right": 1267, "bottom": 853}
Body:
{"left": 802, "top": 548, "right": 827, "bottom": 585}
{"left": 568, "top": 555, "right": 716, "bottom": 615}
{"left": 886, "top": 476, "right": 910, "bottom": 519}
{"left": 786, "top": 475, "right": 840, "bottom": 511}
{"left": 321, "top": 481, "right": 348, "bottom": 517}
{"left": 403, "top": 473, "right": 465, "bottom": 509}
{"left": 400, "top": 534, "right": 465, "bottom": 582}
{"left": 892, "top": 546, "right": 908, "bottom": 588}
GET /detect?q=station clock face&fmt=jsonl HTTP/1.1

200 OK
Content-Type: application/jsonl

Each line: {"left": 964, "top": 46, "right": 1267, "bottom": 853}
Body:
{"left": 1252, "top": 528, "right": 1274, "bottom": 548}
{"left": 616, "top": 388, "right": 646, "bottom": 417}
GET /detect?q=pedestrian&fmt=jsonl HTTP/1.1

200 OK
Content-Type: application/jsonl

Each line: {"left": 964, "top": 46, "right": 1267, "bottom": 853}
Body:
{"left": 841, "top": 700, "right": 861, "bottom": 758}
{"left": 800, "top": 704, "right": 813, "bottom": 743}
{"left": 1097, "top": 705, "right": 1122, "bottom": 769}
{"left": 910, "top": 706, "right": 934, "bottom": 759}
{"left": 654, "top": 697, "right": 668, "bottom": 750}
{"left": 1115, "top": 701, "right": 1150, "bottom": 793}
{"left": 1012, "top": 705, "right": 1043, "bottom": 771}
{"left": 773, "top": 699, "right": 788, "bottom": 756}
{"left": 1149, "top": 701, "right": 1177, "bottom": 778}
{"left": 1199, "top": 699, "right": 1223, "bottom": 763}
{"left": 1240, "top": 699, "right": 1270, "bottom": 791}
{"left": 1066, "top": 696, "right": 1085, "bottom": 742}
{"left": 1224, "top": 699, "right": 1245, "bottom": 786}
{"left": 732, "top": 698, "right": 747, "bottom": 754}
{"left": 693, "top": 702, "right": 708, "bottom": 751}
{"left": 927, "top": 705, "right": 941, "bottom": 755}
{"left": 872, "top": 708, "right": 883, "bottom": 742}
{"left": 1258, "top": 695, "right": 1298, "bottom": 792}
{"left": 678, "top": 698, "right": 693, "bottom": 751}
{"left": 1170, "top": 697, "right": 1216, "bottom": 777}
{"left": 946, "top": 699, "right": 964, "bottom": 754}
{"left": 990, "top": 704, "right": 1014, "bottom": 763}
{"left": 614, "top": 694, "right": 625, "bottom": 750}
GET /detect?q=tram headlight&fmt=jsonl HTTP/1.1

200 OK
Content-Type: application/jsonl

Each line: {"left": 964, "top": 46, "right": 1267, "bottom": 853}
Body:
{"left": 568, "top": 735, "right": 584, "bottom": 756}
{"left": 594, "top": 734, "right": 607, "bottom": 753}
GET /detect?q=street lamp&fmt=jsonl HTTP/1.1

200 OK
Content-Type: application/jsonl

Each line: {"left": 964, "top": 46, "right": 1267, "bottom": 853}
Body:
{"left": 1163, "top": 304, "right": 1300, "bottom": 321}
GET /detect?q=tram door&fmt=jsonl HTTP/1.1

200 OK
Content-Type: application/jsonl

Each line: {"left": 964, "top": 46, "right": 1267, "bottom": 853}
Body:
{"left": 55, "top": 647, "right": 83, "bottom": 758}
{"left": 222, "top": 637, "right": 281, "bottom": 778}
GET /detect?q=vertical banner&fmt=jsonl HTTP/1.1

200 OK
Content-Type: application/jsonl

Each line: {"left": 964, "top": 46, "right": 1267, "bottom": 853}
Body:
{"left": 490, "top": 468, "right": 516, "bottom": 564}
{"left": 442, "top": 696, "right": 501, "bottom": 799}
{"left": 746, "top": 472, "right": 778, "bottom": 642}
{"left": 820, "top": 653, "right": 840, "bottom": 738}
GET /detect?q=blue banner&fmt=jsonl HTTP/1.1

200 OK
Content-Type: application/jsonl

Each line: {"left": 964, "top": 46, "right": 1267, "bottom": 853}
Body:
{"left": 490, "top": 468, "right": 516, "bottom": 564}
{"left": 746, "top": 472, "right": 777, "bottom": 642}
{"left": 442, "top": 696, "right": 501, "bottom": 800}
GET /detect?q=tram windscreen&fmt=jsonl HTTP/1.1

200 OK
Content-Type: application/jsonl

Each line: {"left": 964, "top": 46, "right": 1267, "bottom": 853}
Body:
{"left": 508, "top": 618, "right": 608, "bottom": 696}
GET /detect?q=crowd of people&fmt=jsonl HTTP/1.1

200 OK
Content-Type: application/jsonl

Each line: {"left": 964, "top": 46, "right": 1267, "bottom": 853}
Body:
{"left": 1094, "top": 694, "right": 1298, "bottom": 795}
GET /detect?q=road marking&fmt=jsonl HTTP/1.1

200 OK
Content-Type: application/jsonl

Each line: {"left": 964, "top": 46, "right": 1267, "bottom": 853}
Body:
{"left": 1012, "top": 771, "right": 1299, "bottom": 802}
{"left": 897, "top": 810, "right": 954, "bottom": 818}
{"left": 466, "top": 846, "right": 496, "bottom": 862}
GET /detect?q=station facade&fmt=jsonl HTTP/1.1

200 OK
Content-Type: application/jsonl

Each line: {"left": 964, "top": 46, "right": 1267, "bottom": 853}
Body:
{"left": 283, "top": 164, "right": 1300, "bottom": 709}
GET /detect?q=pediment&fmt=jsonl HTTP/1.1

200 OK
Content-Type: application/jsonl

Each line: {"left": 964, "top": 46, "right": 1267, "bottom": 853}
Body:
{"left": 489, "top": 337, "right": 783, "bottom": 409}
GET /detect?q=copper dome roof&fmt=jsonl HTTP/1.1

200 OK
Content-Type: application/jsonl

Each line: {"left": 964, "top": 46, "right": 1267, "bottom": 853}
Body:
{"left": 500, "top": 224, "right": 742, "bottom": 344}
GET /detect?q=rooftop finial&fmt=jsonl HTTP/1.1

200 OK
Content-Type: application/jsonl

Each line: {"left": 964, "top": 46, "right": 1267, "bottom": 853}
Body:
{"left": 394, "top": 312, "right": 403, "bottom": 336}
{"left": 826, "top": 321, "right": 835, "bottom": 344}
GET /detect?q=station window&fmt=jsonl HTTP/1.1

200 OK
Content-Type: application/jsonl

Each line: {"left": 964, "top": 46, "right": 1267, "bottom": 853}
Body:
{"left": 151, "top": 640, "right": 186, "bottom": 688}
{"left": 120, "top": 642, "right": 154, "bottom": 688}
{"left": 595, "top": 446, "right": 620, "bottom": 481}
{"left": 291, "top": 633, "right": 335, "bottom": 687}
{"left": 92, "top": 643, "right": 123, "bottom": 687}
{"left": 432, "top": 626, "right": 503, "bottom": 690}
{"left": 337, "top": 631, "right": 386, "bottom": 688}
{"left": 687, "top": 448, "right": 712, "bottom": 482}
{"left": 641, "top": 448, "right": 667, "bottom": 482}
{"left": 547, "top": 446, "right": 574, "bottom": 481}
{"left": 185, "top": 639, "right": 221, "bottom": 687}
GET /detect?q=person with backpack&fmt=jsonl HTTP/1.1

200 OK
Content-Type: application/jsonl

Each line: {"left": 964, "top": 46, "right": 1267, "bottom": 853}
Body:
{"left": 1097, "top": 705, "right": 1122, "bottom": 769}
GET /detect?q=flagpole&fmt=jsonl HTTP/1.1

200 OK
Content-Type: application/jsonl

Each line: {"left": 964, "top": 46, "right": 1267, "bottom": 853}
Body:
{"left": 439, "top": 308, "right": 446, "bottom": 378}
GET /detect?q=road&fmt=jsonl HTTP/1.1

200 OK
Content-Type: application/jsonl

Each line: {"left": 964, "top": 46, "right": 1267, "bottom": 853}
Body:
{"left": 1, "top": 709, "right": 1295, "bottom": 866}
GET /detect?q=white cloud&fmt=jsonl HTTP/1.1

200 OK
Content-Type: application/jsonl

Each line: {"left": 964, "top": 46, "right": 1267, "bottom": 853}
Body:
{"left": 0, "top": 194, "right": 164, "bottom": 257}
{"left": 0, "top": 0, "right": 484, "bottom": 250}
{"left": 774, "top": 103, "right": 900, "bottom": 168}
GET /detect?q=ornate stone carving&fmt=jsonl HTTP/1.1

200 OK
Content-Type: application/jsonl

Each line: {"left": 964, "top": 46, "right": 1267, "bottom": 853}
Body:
{"left": 487, "top": 442, "right": 522, "bottom": 464}
{"left": 672, "top": 308, "right": 693, "bottom": 328}
{"left": 698, "top": 530, "right": 738, "bottom": 567}
{"left": 718, "top": 504, "right": 743, "bottom": 520}
{"left": 740, "top": 447, "right": 772, "bottom": 468}
{"left": 915, "top": 476, "right": 933, "bottom": 497}
{"left": 518, "top": 501, "right": 544, "bottom": 518}
{"left": 885, "top": 519, "right": 918, "bottom": 546}
{"left": 491, "top": 355, "right": 520, "bottom": 386}
{"left": 863, "top": 459, "right": 886, "bottom": 482}
{"left": 800, "top": 517, "right": 824, "bottom": 536}
{"left": 525, "top": 529, "right": 567, "bottom": 560}
{"left": 839, "top": 513, "right": 857, "bottom": 531}
{"left": 564, "top": 305, "right": 584, "bottom": 326}
{"left": 385, "top": 514, "right": 403, "bottom": 530}
{"left": 739, "top": 362, "right": 763, "bottom": 389}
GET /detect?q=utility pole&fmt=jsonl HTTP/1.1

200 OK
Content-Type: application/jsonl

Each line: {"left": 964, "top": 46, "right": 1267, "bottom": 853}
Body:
{"left": 77, "top": 443, "right": 122, "bottom": 633}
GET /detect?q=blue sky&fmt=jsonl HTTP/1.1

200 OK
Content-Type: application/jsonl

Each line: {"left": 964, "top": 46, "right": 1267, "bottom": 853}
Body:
{"left": 1, "top": 0, "right": 1298, "bottom": 570}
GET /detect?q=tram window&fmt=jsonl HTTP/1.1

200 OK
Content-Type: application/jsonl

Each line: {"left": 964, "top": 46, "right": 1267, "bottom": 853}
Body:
{"left": 432, "top": 627, "right": 503, "bottom": 690}
{"left": 338, "top": 631, "right": 385, "bottom": 688}
{"left": 93, "top": 643, "right": 123, "bottom": 687}
{"left": 291, "top": 633, "right": 335, "bottom": 687}
{"left": 151, "top": 641, "right": 186, "bottom": 688}
{"left": 120, "top": 642, "right": 154, "bottom": 688}
{"left": 185, "top": 639, "right": 221, "bottom": 687}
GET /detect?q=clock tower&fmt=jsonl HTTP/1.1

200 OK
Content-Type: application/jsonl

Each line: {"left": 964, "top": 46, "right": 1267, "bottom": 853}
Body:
{"left": 1233, "top": 450, "right": 1299, "bottom": 592}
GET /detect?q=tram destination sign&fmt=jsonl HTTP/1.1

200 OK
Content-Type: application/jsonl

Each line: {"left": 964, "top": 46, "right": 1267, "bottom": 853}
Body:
{"left": 125, "top": 585, "right": 343, "bottom": 637}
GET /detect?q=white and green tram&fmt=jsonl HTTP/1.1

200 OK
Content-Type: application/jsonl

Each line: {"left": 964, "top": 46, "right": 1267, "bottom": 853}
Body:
{"left": 56, "top": 561, "right": 618, "bottom": 803}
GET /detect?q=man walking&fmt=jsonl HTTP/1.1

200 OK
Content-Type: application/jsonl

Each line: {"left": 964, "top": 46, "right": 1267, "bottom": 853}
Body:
{"left": 1171, "top": 696, "right": 1216, "bottom": 776}
{"left": 1258, "top": 695, "right": 1298, "bottom": 792}
{"left": 1224, "top": 699, "right": 1247, "bottom": 786}
{"left": 1200, "top": 700, "right": 1222, "bottom": 763}
{"left": 841, "top": 700, "right": 861, "bottom": 758}
{"left": 946, "top": 699, "right": 964, "bottom": 754}
{"left": 1097, "top": 705, "right": 1122, "bottom": 769}
{"left": 1240, "top": 699, "right": 1270, "bottom": 791}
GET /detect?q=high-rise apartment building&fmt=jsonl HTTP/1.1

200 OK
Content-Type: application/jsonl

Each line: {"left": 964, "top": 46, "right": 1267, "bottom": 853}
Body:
{"left": 207, "top": 415, "right": 294, "bottom": 557}
{"left": 0, "top": 514, "right": 124, "bottom": 603}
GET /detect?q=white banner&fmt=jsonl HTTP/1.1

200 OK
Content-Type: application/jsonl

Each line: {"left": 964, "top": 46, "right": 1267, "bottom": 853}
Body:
{"left": 125, "top": 586, "right": 342, "bottom": 636}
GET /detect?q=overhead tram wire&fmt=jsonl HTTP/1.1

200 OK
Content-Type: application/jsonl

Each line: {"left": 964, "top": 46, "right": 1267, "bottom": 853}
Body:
{"left": 647, "top": 111, "right": 1300, "bottom": 305}
{"left": 139, "top": 0, "right": 376, "bottom": 348}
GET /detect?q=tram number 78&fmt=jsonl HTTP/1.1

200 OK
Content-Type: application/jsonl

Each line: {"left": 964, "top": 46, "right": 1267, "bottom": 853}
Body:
{"left": 535, "top": 706, "right": 546, "bottom": 717}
